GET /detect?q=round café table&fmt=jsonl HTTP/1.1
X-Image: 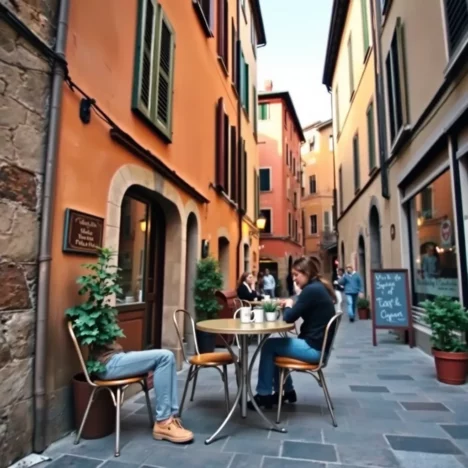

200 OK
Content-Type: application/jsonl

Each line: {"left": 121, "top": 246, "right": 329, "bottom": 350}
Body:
{"left": 196, "top": 318, "right": 294, "bottom": 444}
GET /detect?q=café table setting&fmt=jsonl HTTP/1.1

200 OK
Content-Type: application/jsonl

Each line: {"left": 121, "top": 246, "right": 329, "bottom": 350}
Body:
{"left": 196, "top": 300, "right": 294, "bottom": 444}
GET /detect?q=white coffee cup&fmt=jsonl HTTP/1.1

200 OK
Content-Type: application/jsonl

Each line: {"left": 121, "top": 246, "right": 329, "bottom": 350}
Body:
{"left": 265, "top": 311, "right": 279, "bottom": 322}
{"left": 239, "top": 307, "right": 254, "bottom": 323}
{"left": 263, "top": 295, "right": 270, "bottom": 300}
{"left": 253, "top": 308, "right": 264, "bottom": 323}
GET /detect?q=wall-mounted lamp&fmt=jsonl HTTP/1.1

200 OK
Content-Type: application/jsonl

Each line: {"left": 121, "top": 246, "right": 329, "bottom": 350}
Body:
{"left": 79, "top": 97, "right": 95, "bottom": 124}
{"left": 139, "top": 218, "right": 147, "bottom": 232}
{"left": 255, "top": 213, "right": 267, "bottom": 231}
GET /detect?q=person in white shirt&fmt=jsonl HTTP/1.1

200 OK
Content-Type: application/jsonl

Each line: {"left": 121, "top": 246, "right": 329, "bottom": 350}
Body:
{"left": 263, "top": 269, "right": 276, "bottom": 298}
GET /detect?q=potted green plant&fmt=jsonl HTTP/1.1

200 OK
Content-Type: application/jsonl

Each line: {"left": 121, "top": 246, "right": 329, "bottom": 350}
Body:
{"left": 421, "top": 295, "right": 468, "bottom": 385}
{"left": 357, "top": 296, "right": 370, "bottom": 320}
{"left": 263, "top": 300, "right": 279, "bottom": 322}
{"left": 65, "top": 248, "right": 125, "bottom": 439}
{"left": 194, "top": 256, "right": 223, "bottom": 353}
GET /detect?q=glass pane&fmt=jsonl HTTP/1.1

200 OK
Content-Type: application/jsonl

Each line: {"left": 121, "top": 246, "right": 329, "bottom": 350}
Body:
{"left": 117, "top": 195, "right": 148, "bottom": 305}
{"left": 410, "top": 170, "right": 459, "bottom": 305}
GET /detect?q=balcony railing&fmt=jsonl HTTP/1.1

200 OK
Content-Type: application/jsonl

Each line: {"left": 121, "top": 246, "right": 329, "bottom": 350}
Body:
{"left": 319, "top": 230, "right": 337, "bottom": 250}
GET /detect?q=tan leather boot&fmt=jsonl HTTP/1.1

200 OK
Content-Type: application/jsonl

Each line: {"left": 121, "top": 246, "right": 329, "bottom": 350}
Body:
{"left": 153, "top": 418, "right": 194, "bottom": 443}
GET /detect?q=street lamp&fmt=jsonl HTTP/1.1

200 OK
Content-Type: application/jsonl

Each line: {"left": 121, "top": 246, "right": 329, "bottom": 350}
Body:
{"left": 256, "top": 213, "right": 267, "bottom": 231}
{"left": 139, "top": 218, "right": 147, "bottom": 232}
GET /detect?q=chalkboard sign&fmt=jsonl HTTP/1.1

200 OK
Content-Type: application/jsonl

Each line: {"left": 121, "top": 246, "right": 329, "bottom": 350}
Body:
{"left": 370, "top": 269, "right": 414, "bottom": 347}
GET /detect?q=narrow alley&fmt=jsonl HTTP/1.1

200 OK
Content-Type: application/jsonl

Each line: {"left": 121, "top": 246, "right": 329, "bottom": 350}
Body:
{"left": 43, "top": 322, "right": 468, "bottom": 468}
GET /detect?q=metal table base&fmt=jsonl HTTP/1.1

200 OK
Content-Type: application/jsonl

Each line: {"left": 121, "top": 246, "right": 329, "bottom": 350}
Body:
{"left": 204, "top": 334, "right": 287, "bottom": 445}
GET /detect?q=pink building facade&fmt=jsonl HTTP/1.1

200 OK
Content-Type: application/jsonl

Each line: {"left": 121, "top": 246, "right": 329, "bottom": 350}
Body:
{"left": 258, "top": 83, "right": 305, "bottom": 295}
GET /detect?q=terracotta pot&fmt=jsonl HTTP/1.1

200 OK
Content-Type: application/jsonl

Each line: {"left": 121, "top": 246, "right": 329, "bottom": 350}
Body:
{"left": 72, "top": 373, "right": 115, "bottom": 439}
{"left": 357, "top": 307, "right": 370, "bottom": 320}
{"left": 432, "top": 349, "right": 468, "bottom": 385}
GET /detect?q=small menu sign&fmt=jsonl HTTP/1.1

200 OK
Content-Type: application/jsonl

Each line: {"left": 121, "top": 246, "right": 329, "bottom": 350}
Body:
{"left": 63, "top": 209, "right": 104, "bottom": 255}
{"left": 371, "top": 269, "right": 414, "bottom": 347}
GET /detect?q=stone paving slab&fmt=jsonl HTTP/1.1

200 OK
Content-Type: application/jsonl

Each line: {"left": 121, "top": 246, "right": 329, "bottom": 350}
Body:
{"left": 40, "top": 320, "right": 468, "bottom": 468}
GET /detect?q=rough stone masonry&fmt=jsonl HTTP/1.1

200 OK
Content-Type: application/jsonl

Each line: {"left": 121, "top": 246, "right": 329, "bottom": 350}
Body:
{"left": 0, "top": 0, "right": 58, "bottom": 466}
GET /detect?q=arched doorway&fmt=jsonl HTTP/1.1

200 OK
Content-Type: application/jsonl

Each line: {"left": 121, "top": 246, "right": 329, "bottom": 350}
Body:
{"left": 184, "top": 213, "right": 198, "bottom": 353}
{"left": 340, "top": 241, "right": 345, "bottom": 267}
{"left": 369, "top": 205, "right": 382, "bottom": 271}
{"left": 358, "top": 235, "right": 367, "bottom": 295}
{"left": 218, "top": 236, "right": 230, "bottom": 288}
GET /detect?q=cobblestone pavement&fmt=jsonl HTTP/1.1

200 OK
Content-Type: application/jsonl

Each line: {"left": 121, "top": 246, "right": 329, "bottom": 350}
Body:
{"left": 41, "top": 320, "right": 468, "bottom": 468}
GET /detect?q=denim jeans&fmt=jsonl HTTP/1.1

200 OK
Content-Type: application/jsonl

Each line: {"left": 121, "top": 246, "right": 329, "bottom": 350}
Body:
{"left": 264, "top": 288, "right": 275, "bottom": 298}
{"left": 256, "top": 337, "right": 321, "bottom": 396}
{"left": 346, "top": 293, "right": 358, "bottom": 319}
{"left": 97, "top": 349, "right": 178, "bottom": 422}
{"left": 335, "top": 290, "right": 343, "bottom": 314}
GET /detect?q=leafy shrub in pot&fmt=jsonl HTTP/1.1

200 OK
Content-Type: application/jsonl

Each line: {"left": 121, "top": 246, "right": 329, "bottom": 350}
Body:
{"left": 356, "top": 296, "right": 370, "bottom": 320}
{"left": 421, "top": 295, "right": 468, "bottom": 385}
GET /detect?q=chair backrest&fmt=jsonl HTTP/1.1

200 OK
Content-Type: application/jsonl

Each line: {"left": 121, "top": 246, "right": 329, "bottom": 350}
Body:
{"left": 67, "top": 321, "right": 96, "bottom": 387}
{"left": 317, "top": 312, "right": 343, "bottom": 370}
{"left": 173, "top": 309, "right": 199, "bottom": 363}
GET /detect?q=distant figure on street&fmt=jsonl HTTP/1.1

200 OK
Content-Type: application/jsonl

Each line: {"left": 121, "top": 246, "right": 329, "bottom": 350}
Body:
{"left": 333, "top": 267, "right": 345, "bottom": 314}
{"left": 256, "top": 271, "right": 265, "bottom": 295}
{"left": 263, "top": 268, "right": 276, "bottom": 298}
{"left": 339, "top": 264, "right": 364, "bottom": 322}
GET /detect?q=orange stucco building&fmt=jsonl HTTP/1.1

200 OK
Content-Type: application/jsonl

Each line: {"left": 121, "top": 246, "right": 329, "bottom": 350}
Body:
{"left": 42, "top": 0, "right": 266, "bottom": 444}
{"left": 257, "top": 82, "right": 305, "bottom": 295}
{"left": 301, "top": 120, "right": 337, "bottom": 277}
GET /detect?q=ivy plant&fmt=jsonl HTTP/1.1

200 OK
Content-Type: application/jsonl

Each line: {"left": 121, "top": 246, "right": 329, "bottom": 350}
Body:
{"left": 194, "top": 256, "right": 223, "bottom": 322}
{"left": 421, "top": 295, "right": 468, "bottom": 353}
{"left": 65, "top": 248, "right": 125, "bottom": 374}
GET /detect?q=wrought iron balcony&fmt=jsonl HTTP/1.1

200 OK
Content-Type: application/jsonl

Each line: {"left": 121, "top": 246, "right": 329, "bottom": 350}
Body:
{"left": 319, "top": 230, "right": 337, "bottom": 250}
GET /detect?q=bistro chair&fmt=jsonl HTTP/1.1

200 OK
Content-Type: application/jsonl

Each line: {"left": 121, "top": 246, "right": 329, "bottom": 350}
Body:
{"left": 274, "top": 313, "right": 343, "bottom": 427}
{"left": 173, "top": 309, "right": 236, "bottom": 416}
{"left": 67, "top": 322, "right": 153, "bottom": 457}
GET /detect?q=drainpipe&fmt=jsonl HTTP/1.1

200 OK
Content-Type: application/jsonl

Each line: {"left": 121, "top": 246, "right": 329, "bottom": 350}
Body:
{"left": 329, "top": 90, "right": 337, "bottom": 231}
{"left": 369, "top": 0, "right": 390, "bottom": 199}
{"left": 34, "top": 0, "right": 70, "bottom": 453}
{"left": 235, "top": 0, "right": 243, "bottom": 280}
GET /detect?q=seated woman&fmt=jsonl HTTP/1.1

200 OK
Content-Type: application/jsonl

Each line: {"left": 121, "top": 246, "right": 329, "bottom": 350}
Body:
{"left": 237, "top": 272, "right": 263, "bottom": 302}
{"left": 248, "top": 256, "right": 336, "bottom": 409}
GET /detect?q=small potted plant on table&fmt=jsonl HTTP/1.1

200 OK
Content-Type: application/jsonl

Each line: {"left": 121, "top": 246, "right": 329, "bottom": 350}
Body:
{"left": 357, "top": 296, "right": 371, "bottom": 320}
{"left": 263, "top": 301, "right": 280, "bottom": 322}
{"left": 66, "top": 248, "right": 125, "bottom": 439}
{"left": 194, "top": 256, "right": 223, "bottom": 353}
{"left": 421, "top": 295, "right": 468, "bottom": 385}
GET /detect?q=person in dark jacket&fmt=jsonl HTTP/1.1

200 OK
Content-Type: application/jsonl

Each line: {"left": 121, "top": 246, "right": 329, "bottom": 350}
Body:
{"left": 286, "top": 271, "right": 295, "bottom": 297}
{"left": 237, "top": 272, "right": 263, "bottom": 302}
{"left": 248, "top": 256, "right": 336, "bottom": 409}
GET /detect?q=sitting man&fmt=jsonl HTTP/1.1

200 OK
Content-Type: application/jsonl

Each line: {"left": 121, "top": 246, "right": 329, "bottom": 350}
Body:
{"left": 94, "top": 344, "right": 193, "bottom": 444}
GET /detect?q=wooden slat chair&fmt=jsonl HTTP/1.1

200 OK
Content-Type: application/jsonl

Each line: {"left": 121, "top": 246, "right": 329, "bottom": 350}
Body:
{"left": 173, "top": 309, "right": 236, "bottom": 416}
{"left": 274, "top": 313, "right": 343, "bottom": 427}
{"left": 67, "top": 322, "right": 153, "bottom": 457}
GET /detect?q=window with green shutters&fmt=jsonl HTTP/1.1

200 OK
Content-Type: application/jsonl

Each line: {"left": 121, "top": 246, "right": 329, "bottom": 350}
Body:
{"left": 132, "top": 0, "right": 175, "bottom": 141}
{"left": 259, "top": 103, "right": 269, "bottom": 120}
{"left": 240, "top": 51, "right": 249, "bottom": 115}
{"left": 348, "top": 35, "right": 354, "bottom": 98}
{"left": 353, "top": 133, "right": 360, "bottom": 192}
{"left": 253, "top": 86, "right": 257, "bottom": 137}
{"left": 367, "top": 102, "right": 376, "bottom": 171}
{"left": 361, "top": 0, "right": 370, "bottom": 55}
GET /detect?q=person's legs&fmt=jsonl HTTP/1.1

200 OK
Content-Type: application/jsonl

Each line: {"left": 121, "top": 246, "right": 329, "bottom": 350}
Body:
{"left": 99, "top": 349, "right": 192, "bottom": 443}
{"left": 352, "top": 294, "right": 358, "bottom": 319}
{"left": 335, "top": 290, "right": 342, "bottom": 314}
{"left": 256, "top": 337, "right": 321, "bottom": 396}
{"left": 345, "top": 294, "right": 354, "bottom": 319}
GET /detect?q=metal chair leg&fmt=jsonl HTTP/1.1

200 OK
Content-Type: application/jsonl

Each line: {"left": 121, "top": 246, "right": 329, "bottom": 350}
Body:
{"left": 190, "top": 367, "right": 199, "bottom": 402}
{"left": 222, "top": 365, "right": 230, "bottom": 414}
{"left": 179, "top": 365, "right": 193, "bottom": 416}
{"left": 142, "top": 380, "right": 154, "bottom": 427}
{"left": 276, "top": 368, "right": 286, "bottom": 424}
{"left": 115, "top": 387, "right": 122, "bottom": 457}
{"left": 75, "top": 386, "right": 98, "bottom": 444}
{"left": 319, "top": 370, "right": 337, "bottom": 427}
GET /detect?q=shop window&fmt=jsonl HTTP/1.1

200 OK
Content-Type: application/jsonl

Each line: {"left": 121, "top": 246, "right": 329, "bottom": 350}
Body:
{"left": 408, "top": 170, "right": 459, "bottom": 306}
{"left": 117, "top": 194, "right": 149, "bottom": 305}
{"left": 132, "top": 0, "right": 175, "bottom": 141}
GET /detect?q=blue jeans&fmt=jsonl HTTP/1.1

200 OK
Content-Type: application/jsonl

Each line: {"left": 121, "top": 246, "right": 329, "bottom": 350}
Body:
{"left": 264, "top": 288, "right": 275, "bottom": 298}
{"left": 256, "top": 337, "right": 321, "bottom": 396}
{"left": 346, "top": 293, "right": 358, "bottom": 319}
{"left": 97, "top": 349, "right": 178, "bottom": 422}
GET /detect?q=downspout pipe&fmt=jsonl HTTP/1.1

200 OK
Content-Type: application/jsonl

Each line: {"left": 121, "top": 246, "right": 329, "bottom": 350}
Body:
{"left": 328, "top": 90, "right": 337, "bottom": 231}
{"left": 235, "top": 0, "right": 243, "bottom": 280}
{"left": 34, "top": 0, "right": 70, "bottom": 453}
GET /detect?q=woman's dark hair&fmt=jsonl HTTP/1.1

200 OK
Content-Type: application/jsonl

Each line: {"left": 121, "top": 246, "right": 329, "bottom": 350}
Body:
{"left": 237, "top": 272, "right": 251, "bottom": 289}
{"left": 292, "top": 256, "right": 336, "bottom": 302}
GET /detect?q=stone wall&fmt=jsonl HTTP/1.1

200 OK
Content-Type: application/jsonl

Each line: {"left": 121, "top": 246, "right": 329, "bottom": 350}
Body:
{"left": 0, "top": 0, "right": 58, "bottom": 466}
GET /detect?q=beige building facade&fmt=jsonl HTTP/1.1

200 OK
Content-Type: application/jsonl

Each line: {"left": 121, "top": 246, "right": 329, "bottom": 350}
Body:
{"left": 301, "top": 120, "right": 337, "bottom": 277}
{"left": 324, "top": 0, "right": 468, "bottom": 353}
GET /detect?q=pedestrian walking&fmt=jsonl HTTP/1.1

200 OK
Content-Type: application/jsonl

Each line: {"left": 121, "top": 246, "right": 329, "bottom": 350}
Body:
{"left": 333, "top": 267, "right": 345, "bottom": 314}
{"left": 339, "top": 264, "right": 364, "bottom": 322}
{"left": 263, "top": 268, "right": 276, "bottom": 298}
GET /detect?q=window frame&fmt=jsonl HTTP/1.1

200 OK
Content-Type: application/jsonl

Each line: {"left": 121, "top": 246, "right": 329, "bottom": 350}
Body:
{"left": 361, "top": 0, "right": 370, "bottom": 55}
{"left": 259, "top": 103, "right": 269, "bottom": 120}
{"left": 324, "top": 211, "right": 331, "bottom": 233}
{"left": 216, "top": 0, "right": 229, "bottom": 73}
{"left": 192, "top": 0, "right": 214, "bottom": 37}
{"left": 367, "top": 101, "right": 377, "bottom": 172}
{"left": 348, "top": 34, "right": 355, "bottom": 99}
{"left": 260, "top": 208, "right": 272, "bottom": 234}
{"left": 309, "top": 174, "right": 317, "bottom": 194}
{"left": 310, "top": 214, "right": 318, "bottom": 235}
{"left": 259, "top": 167, "right": 272, "bottom": 192}
{"left": 353, "top": 133, "right": 361, "bottom": 193}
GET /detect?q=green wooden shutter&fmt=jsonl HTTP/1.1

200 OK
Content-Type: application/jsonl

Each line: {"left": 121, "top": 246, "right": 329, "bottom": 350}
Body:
{"left": 367, "top": 102, "right": 376, "bottom": 171}
{"left": 154, "top": 9, "right": 175, "bottom": 139}
{"left": 132, "top": 0, "right": 157, "bottom": 118}
{"left": 253, "top": 86, "right": 257, "bottom": 137}
{"left": 361, "top": 0, "right": 370, "bottom": 54}
{"left": 353, "top": 134, "right": 360, "bottom": 192}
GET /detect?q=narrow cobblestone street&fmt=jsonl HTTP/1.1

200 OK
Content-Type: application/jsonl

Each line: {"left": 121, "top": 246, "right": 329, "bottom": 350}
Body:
{"left": 42, "top": 321, "right": 468, "bottom": 468}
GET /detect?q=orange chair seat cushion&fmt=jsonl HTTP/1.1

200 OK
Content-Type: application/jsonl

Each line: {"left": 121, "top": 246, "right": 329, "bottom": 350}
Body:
{"left": 275, "top": 356, "right": 318, "bottom": 371}
{"left": 94, "top": 375, "right": 146, "bottom": 386}
{"left": 189, "top": 352, "right": 235, "bottom": 366}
